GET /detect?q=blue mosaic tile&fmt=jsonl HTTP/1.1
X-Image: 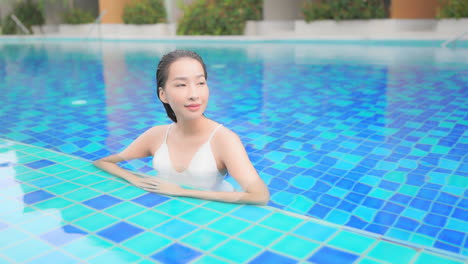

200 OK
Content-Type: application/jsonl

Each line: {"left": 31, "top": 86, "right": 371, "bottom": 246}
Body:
{"left": 83, "top": 195, "right": 122, "bottom": 210}
{"left": 308, "top": 246, "right": 359, "bottom": 264}
{"left": 131, "top": 193, "right": 170, "bottom": 207}
{"left": 22, "top": 190, "right": 55, "bottom": 204}
{"left": 151, "top": 243, "right": 202, "bottom": 264}
{"left": 24, "top": 159, "right": 56, "bottom": 169}
{"left": 97, "top": 221, "right": 143, "bottom": 243}
{"left": 249, "top": 250, "right": 297, "bottom": 264}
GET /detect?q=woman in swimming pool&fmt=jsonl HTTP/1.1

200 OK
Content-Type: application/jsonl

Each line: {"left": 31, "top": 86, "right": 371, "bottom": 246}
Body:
{"left": 94, "top": 50, "right": 270, "bottom": 205}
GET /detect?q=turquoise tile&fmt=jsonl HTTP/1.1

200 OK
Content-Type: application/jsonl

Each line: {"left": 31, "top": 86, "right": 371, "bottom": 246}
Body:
{"left": 354, "top": 207, "right": 377, "bottom": 222}
{"left": 63, "top": 188, "right": 101, "bottom": 202}
{"left": 413, "top": 252, "right": 465, "bottom": 264}
{"left": 230, "top": 205, "right": 272, "bottom": 222}
{"left": 237, "top": 225, "right": 283, "bottom": 246}
{"left": 127, "top": 210, "right": 171, "bottom": 229}
{"left": 367, "top": 241, "right": 417, "bottom": 264}
{"left": 1, "top": 238, "right": 53, "bottom": 263}
{"left": 45, "top": 182, "right": 81, "bottom": 195}
{"left": 109, "top": 186, "right": 146, "bottom": 200}
{"left": 402, "top": 207, "right": 426, "bottom": 220}
{"left": 16, "top": 171, "right": 49, "bottom": 182}
{"left": 271, "top": 234, "right": 320, "bottom": 259}
{"left": 122, "top": 232, "right": 171, "bottom": 255}
{"left": 179, "top": 207, "right": 222, "bottom": 226}
{"left": 208, "top": 216, "right": 251, "bottom": 235}
{"left": 155, "top": 200, "right": 194, "bottom": 216}
{"left": 39, "top": 164, "right": 73, "bottom": 175}
{"left": 62, "top": 235, "right": 113, "bottom": 259}
{"left": 259, "top": 212, "right": 304, "bottom": 232}
{"left": 73, "top": 213, "right": 119, "bottom": 232}
{"left": 34, "top": 197, "right": 74, "bottom": 210}
{"left": 181, "top": 229, "right": 229, "bottom": 251}
{"left": 367, "top": 188, "right": 393, "bottom": 200}
{"left": 271, "top": 191, "right": 296, "bottom": 206}
{"left": 62, "top": 204, "right": 95, "bottom": 222}
{"left": 103, "top": 202, "right": 146, "bottom": 219}
{"left": 154, "top": 219, "right": 197, "bottom": 239}
{"left": 288, "top": 196, "right": 315, "bottom": 214}
{"left": 72, "top": 175, "right": 106, "bottom": 185}
{"left": 325, "top": 210, "right": 351, "bottom": 225}
{"left": 386, "top": 228, "right": 411, "bottom": 241}
{"left": 327, "top": 230, "right": 377, "bottom": 254}
{"left": 292, "top": 221, "right": 338, "bottom": 242}
{"left": 290, "top": 175, "right": 316, "bottom": 190}
{"left": 203, "top": 201, "right": 239, "bottom": 213}
{"left": 409, "top": 234, "right": 435, "bottom": 247}
{"left": 90, "top": 180, "right": 127, "bottom": 193}
{"left": 56, "top": 170, "right": 89, "bottom": 180}
{"left": 212, "top": 239, "right": 262, "bottom": 263}
{"left": 358, "top": 258, "right": 386, "bottom": 264}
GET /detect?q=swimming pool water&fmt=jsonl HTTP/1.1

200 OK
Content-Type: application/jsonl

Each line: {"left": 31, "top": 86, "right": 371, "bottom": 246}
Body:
{"left": 0, "top": 39, "right": 467, "bottom": 263}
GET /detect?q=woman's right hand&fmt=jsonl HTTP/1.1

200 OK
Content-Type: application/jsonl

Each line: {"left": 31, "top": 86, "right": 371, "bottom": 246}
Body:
{"left": 128, "top": 176, "right": 161, "bottom": 190}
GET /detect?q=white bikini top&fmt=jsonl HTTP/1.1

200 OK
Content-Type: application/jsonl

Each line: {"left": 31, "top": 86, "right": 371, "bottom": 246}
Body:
{"left": 152, "top": 124, "right": 233, "bottom": 192}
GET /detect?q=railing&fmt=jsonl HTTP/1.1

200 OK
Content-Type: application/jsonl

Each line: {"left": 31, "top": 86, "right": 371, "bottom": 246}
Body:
{"left": 441, "top": 31, "right": 468, "bottom": 48}
{"left": 86, "top": 10, "right": 107, "bottom": 39}
{"left": 10, "top": 14, "right": 31, "bottom": 35}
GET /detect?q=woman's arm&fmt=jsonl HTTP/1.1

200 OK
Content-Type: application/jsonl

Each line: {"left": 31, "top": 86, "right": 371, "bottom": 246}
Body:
{"left": 93, "top": 126, "right": 164, "bottom": 189}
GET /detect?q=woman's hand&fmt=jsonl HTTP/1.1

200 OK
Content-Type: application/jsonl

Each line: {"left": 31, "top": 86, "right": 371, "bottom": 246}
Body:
{"left": 129, "top": 176, "right": 184, "bottom": 196}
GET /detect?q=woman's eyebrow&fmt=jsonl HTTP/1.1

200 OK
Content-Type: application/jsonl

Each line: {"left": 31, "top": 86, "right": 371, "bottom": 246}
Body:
{"left": 172, "top": 74, "right": 205, "bottom": 81}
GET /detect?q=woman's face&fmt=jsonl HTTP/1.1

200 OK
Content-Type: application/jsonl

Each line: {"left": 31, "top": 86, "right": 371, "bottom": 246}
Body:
{"left": 159, "top": 58, "right": 209, "bottom": 122}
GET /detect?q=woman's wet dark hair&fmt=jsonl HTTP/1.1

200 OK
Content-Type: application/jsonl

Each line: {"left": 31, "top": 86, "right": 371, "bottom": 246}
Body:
{"left": 156, "top": 50, "right": 208, "bottom": 122}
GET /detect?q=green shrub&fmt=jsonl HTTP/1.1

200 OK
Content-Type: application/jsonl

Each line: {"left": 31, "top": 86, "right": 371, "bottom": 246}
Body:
{"left": 1, "top": 0, "right": 44, "bottom": 34}
{"left": 177, "top": 0, "right": 263, "bottom": 35}
{"left": 123, "top": 0, "right": 167, "bottom": 24}
{"left": 303, "top": 0, "right": 386, "bottom": 22}
{"left": 1, "top": 15, "right": 18, "bottom": 35}
{"left": 63, "top": 8, "right": 94, "bottom": 24}
{"left": 437, "top": 0, "right": 468, "bottom": 18}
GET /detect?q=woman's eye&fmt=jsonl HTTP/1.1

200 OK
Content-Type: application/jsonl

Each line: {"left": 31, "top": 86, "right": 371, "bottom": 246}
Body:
{"left": 176, "top": 84, "right": 185, "bottom": 87}
{"left": 198, "top": 82, "right": 205, "bottom": 85}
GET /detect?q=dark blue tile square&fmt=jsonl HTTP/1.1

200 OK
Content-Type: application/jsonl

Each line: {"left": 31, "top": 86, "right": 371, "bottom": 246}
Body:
{"left": 438, "top": 229, "right": 464, "bottom": 245}
{"left": 363, "top": 197, "right": 384, "bottom": 209}
{"left": 423, "top": 213, "right": 447, "bottom": 227}
{"left": 353, "top": 183, "right": 371, "bottom": 194}
{"left": 373, "top": 212, "right": 397, "bottom": 226}
{"left": 451, "top": 208, "right": 466, "bottom": 221}
{"left": 22, "top": 190, "right": 55, "bottom": 204}
{"left": 24, "top": 159, "right": 56, "bottom": 169}
{"left": 431, "top": 202, "right": 452, "bottom": 215}
{"left": 433, "top": 241, "right": 460, "bottom": 254}
{"left": 382, "top": 202, "right": 404, "bottom": 214}
{"left": 365, "top": 224, "right": 388, "bottom": 235}
{"left": 249, "top": 250, "right": 297, "bottom": 264}
{"left": 417, "top": 188, "right": 438, "bottom": 200}
{"left": 151, "top": 243, "right": 201, "bottom": 264}
{"left": 312, "top": 181, "right": 331, "bottom": 192}
{"left": 395, "top": 217, "right": 419, "bottom": 231}
{"left": 97, "top": 221, "right": 143, "bottom": 243}
{"left": 346, "top": 216, "right": 367, "bottom": 229}
{"left": 417, "top": 225, "right": 440, "bottom": 237}
{"left": 345, "top": 192, "right": 365, "bottom": 204}
{"left": 269, "top": 178, "right": 288, "bottom": 190}
{"left": 390, "top": 194, "right": 411, "bottom": 205}
{"left": 308, "top": 204, "right": 331, "bottom": 218}
{"left": 308, "top": 246, "right": 358, "bottom": 264}
{"left": 410, "top": 198, "right": 431, "bottom": 211}
{"left": 336, "top": 179, "right": 354, "bottom": 190}
{"left": 337, "top": 200, "right": 357, "bottom": 212}
{"left": 131, "top": 193, "right": 170, "bottom": 207}
{"left": 83, "top": 194, "right": 122, "bottom": 210}
{"left": 319, "top": 194, "right": 340, "bottom": 207}
{"left": 40, "top": 225, "right": 86, "bottom": 246}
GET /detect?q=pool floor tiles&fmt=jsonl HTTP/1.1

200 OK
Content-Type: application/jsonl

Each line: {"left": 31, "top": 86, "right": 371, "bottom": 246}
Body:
{"left": 0, "top": 140, "right": 467, "bottom": 264}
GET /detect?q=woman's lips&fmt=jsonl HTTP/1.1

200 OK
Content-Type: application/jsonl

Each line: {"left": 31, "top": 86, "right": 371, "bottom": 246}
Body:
{"left": 185, "top": 104, "right": 201, "bottom": 111}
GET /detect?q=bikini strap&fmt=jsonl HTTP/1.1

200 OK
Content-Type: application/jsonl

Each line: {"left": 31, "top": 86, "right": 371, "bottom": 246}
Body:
{"left": 164, "top": 124, "right": 173, "bottom": 144}
{"left": 208, "top": 124, "right": 223, "bottom": 142}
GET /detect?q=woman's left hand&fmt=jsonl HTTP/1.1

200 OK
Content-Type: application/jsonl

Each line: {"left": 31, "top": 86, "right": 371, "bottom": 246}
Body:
{"left": 142, "top": 178, "right": 185, "bottom": 196}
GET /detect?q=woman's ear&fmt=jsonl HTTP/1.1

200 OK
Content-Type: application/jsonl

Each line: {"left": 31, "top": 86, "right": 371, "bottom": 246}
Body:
{"left": 159, "top": 87, "right": 168, "bottom": 103}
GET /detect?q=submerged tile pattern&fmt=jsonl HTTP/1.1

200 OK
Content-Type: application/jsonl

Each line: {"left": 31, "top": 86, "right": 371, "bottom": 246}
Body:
{"left": 0, "top": 139, "right": 466, "bottom": 263}
{"left": 0, "top": 40, "right": 467, "bottom": 260}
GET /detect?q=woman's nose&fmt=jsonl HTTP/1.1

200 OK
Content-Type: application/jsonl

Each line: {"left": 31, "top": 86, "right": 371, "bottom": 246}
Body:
{"left": 187, "top": 83, "right": 199, "bottom": 99}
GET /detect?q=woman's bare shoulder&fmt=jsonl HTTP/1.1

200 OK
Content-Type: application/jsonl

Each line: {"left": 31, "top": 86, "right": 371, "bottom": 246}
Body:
{"left": 213, "top": 125, "right": 242, "bottom": 147}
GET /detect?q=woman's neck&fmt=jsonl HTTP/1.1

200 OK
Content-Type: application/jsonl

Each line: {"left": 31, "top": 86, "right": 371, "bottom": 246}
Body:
{"left": 174, "top": 116, "right": 211, "bottom": 136}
